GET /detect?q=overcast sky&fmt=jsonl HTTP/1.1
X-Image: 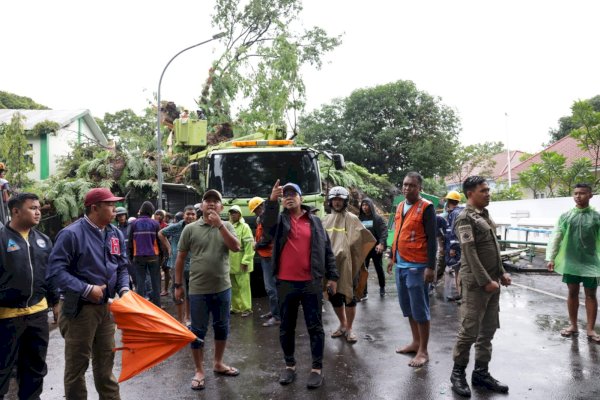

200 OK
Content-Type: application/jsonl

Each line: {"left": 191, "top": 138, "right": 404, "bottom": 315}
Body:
{"left": 2, "top": 0, "right": 599, "bottom": 153}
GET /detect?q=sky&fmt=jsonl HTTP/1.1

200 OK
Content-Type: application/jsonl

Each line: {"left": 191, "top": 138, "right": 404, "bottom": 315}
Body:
{"left": 1, "top": 0, "right": 600, "bottom": 153}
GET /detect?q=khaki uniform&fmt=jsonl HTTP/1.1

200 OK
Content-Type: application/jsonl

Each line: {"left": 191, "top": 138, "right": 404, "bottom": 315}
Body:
{"left": 452, "top": 204, "right": 506, "bottom": 367}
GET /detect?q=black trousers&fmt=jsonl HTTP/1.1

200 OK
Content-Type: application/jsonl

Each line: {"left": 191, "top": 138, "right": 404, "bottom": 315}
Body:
{"left": 365, "top": 249, "right": 385, "bottom": 293}
{"left": 277, "top": 279, "right": 324, "bottom": 370}
{"left": 0, "top": 310, "right": 49, "bottom": 400}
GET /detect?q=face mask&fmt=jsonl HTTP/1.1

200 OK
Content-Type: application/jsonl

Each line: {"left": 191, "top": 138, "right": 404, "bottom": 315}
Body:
{"left": 441, "top": 211, "right": 448, "bottom": 219}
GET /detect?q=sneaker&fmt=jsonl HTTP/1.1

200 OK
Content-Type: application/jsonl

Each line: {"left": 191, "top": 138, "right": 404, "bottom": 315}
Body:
{"left": 260, "top": 312, "right": 272, "bottom": 319}
{"left": 241, "top": 310, "right": 253, "bottom": 317}
{"left": 360, "top": 294, "right": 368, "bottom": 301}
{"left": 379, "top": 288, "right": 385, "bottom": 297}
{"left": 262, "top": 317, "right": 280, "bottom": 327}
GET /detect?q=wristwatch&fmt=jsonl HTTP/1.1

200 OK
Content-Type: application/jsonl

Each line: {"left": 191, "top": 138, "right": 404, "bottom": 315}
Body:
{"left": 173, "top": 283, "right": 183, "bottom": 289}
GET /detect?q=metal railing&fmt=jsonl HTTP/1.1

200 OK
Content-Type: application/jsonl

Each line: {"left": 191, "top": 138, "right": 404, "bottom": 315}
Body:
{"left": 499, "top": 227, "right": 552, "bottom": 262}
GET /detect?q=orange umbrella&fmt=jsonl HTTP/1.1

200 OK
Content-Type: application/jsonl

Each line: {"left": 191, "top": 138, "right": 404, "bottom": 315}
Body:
{"left": 110, "top": 291, "right": 199, "bottom": 382}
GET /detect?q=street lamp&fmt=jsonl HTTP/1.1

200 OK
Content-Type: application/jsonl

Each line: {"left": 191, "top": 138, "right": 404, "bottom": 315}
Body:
{"left": 156, "top": 31, "right": 227, "bottom": 208}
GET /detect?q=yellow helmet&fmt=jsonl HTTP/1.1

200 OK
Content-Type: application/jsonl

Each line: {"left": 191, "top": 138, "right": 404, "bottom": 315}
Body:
{"left": 248, "top": 197, "right": 265, "bottom": 213}
{"left": 444, "top": 190, "right": 462, "bottom": 202}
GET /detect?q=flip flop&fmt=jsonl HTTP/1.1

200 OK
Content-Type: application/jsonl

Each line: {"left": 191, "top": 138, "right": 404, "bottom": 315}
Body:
{"left": 345, "top": 331, "right": 358, "bottom": 343}
{"left": 213, "top": 366, "right": 240, "bottom": 376}
{"left": 331, "top": 328, "right": 346, "bottom": 338}
{"left": 560, "top": 328, "right": 579, "bottom": 337}
{"left": 587, "top": 333, "right": 600, "bottom": 343}
{"left": 191, "top": 377, "right": 205, "bottom": 391}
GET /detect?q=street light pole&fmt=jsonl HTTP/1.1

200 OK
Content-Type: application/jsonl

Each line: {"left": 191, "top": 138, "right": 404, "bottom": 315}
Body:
{"left": 156, "top": 31, "right": 227, "bottom": 208}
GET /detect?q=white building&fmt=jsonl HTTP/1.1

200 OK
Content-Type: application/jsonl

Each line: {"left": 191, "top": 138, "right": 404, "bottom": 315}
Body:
{"left": 0, "top": 109, "right": 107, "bottom": 180}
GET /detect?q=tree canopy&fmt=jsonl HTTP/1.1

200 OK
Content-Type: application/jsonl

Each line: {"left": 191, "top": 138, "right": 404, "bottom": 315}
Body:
{"left": 448, "top": 142, "right": 505, "bottom": 184}
{"left": 0, "top": 91, "right": 48, "bottom": 110}
{"left": 199, "top": 0, "right": 341, "bottom": 134}
{"left": 547, "top": 95, "right": 600, "bottom": 144}
{"left": 0, "top": 112, "right": 35, "bottom": 189}
{"left": 298, "top": 80, "right": 461, "bottom": 184}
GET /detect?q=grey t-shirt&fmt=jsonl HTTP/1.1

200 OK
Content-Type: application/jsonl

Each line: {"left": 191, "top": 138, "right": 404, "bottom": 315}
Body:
{"left": 178, "top": 217, "right": 237, "bottom": 295}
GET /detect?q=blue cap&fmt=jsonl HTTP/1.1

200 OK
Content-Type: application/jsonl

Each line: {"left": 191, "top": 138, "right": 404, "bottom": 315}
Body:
{"left": 282, "top": 182, "right": 302, "bottom": 196}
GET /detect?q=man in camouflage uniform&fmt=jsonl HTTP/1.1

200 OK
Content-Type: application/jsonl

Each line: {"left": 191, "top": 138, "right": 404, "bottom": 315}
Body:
{"left": 450, "top": 176, "right": 512, "bottom": 398}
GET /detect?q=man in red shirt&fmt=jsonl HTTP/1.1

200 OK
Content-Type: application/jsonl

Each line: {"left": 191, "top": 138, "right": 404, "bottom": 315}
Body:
{"left": 263, "top": 180, "right": 338, "bottom": 390}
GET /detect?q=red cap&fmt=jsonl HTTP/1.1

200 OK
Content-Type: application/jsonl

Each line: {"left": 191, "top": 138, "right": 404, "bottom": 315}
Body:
{"left": 84, "top": 188, "right": 124, "bottom": 207}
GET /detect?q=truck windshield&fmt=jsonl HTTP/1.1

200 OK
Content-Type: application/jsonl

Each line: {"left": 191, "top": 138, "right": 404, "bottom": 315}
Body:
{"left": 208, "top": 151, "right": 321, "bottom": 198}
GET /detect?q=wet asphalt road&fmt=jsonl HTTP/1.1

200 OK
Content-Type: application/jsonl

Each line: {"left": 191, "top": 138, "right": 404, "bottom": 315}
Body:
{"left": 8, "top": 271, "right": 600, "bottom": 400}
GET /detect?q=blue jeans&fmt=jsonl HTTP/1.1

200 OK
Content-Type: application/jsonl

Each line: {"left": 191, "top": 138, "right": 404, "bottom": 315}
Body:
{"left": 189, "top": 288, "right": 231, "bottom": 349}
{"left": 395, "top": 267, "right": 430, "bottom": 323}
{"left": 261, "top": 257, "right": 280, "bottom": 319}
{"left": 134, "top": 257, "right": 161, "bottom": 307}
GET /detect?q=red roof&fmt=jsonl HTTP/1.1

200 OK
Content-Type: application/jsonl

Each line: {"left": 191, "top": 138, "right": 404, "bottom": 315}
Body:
{"left": 498, "top": 135, "right": 596, "bottom": 180}
{"left": 446, "top": 150, "right": 525, "bottom": 185}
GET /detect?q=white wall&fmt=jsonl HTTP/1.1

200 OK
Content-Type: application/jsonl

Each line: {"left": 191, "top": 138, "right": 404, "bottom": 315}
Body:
{"left": 26, "top": 117, "right": 96, "bottom": 180}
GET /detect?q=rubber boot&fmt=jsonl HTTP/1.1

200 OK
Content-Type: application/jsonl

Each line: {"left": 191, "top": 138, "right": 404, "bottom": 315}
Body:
{"left": 472, "top": 366, "right": 509, "bottom": 393}
{"left": 450, "top": 364, "right": 471, "bottom": 397}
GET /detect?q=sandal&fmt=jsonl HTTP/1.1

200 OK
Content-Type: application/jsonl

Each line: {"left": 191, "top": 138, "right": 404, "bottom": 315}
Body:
{"left": 560, "top": 328, "right": 579, "bottom": 337}
{"left": 331, "top": 328, "right": 346, "bottom": 338}
{"left": 345, "top": 330, "right": 358, "bottom": 343}
{"left": 213, "top": 366, "right": 240, "bottom": 376}
{"left": 587, "top": 333, "right": 600, "bottom": 343}
{"left": 191, "top": 377, "right": 205, "bottom": 391}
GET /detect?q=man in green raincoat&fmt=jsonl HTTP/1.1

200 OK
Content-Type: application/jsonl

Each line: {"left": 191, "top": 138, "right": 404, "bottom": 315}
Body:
{"left": 547, "top": 183, "right": 600, "bottom": 342}
{"left": 228, "top": 205, "right": 255, "bottom": 317}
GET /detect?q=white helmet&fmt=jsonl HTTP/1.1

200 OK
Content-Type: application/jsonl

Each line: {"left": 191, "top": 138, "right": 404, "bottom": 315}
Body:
{"left": 328, "top": 186, "right": 349, "bottom": 200}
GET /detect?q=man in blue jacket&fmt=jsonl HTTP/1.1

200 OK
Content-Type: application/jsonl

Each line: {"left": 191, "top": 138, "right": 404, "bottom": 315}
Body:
{"left": 47, "top": 188, "right": 130, "bottom": 400}
{"left": 0, "top": 193, "right": 57, "bottom": 400}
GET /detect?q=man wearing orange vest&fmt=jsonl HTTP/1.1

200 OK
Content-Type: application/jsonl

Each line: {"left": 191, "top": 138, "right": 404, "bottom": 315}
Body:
{"left": 387, "top": 171, "right": 436, "bottom": 367}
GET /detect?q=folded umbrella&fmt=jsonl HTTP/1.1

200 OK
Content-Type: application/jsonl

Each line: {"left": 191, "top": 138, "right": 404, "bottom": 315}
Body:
{"left": 110, "top": 291, "right": 199, "bottom": 382}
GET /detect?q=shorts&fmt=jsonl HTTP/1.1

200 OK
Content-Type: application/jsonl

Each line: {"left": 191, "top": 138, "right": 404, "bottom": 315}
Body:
{"left": 329, "top": 292, "right": 357, "bottom": 308}
{"left": 562, "top": 274, "right": 600, "bottom": 289}
{"left": 189, "top": 288, "right": 231, "bottom": 349}
{"left": 395, "top": 267, "right": 430, "bottom": 323}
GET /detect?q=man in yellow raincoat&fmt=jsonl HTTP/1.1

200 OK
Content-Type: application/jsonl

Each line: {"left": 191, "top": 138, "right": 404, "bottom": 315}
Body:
{"left": 547, "top": 183, "right": 600, "bottom": 342}
{"left": 228, "top": 205, "right": 255, "bottom": 317}
{"left": 322, "top": 186, "right": 376, "bottom": 343}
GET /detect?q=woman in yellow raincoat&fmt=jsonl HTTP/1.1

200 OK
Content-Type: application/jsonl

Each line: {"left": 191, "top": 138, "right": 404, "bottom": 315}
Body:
{"left": 228, "top": 205, "right": 255, "bottom": 316}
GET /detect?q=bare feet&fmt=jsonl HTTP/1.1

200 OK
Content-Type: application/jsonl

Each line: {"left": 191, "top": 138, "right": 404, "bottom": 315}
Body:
{"left": 395, "top": 342, "right": 419, "bottom": 354}
{"left": 408, "top": 351, "right": 429, "bottom": 367}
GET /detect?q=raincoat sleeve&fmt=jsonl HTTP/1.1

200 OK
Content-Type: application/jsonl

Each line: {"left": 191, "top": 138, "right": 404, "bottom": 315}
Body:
{"left": 240, "top": 223, "right": 255, "bottom": 269}
{"left": 320, "top": 220, "right": 339, "bottom": 282}
{"left": 545, "top": 214, "right": 565, "bottom": 262}
{"left": 455, "top": 217, "right": 492, "bottom": 287}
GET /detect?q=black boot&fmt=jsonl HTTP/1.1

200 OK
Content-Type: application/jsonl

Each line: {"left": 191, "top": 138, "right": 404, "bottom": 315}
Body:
{"left": 450, "top": 364, "right": 471, "bottom": 397}
{"left": 472, "top": 366, "right": 509, "bottom": 393}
